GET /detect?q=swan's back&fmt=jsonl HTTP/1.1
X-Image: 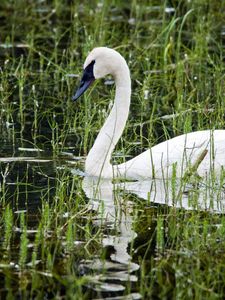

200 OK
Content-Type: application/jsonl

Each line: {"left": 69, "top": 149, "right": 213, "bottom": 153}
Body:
{"left": 116, "top": 130, "right": 225, "bottom": 179}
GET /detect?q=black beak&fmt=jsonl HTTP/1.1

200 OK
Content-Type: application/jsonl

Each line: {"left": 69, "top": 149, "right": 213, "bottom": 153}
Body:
{"left": 72, "top": 60, "right": 95, "bottom": 101}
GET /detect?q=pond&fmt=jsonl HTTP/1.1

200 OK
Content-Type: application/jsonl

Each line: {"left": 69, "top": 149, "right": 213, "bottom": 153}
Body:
{"left": 0, "top": 1, "right": 225, "bottom": 299}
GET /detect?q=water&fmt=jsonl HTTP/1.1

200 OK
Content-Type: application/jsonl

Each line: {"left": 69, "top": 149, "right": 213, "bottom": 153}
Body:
{"left": 1, "top": 128, "right": 225, "bottom": 299}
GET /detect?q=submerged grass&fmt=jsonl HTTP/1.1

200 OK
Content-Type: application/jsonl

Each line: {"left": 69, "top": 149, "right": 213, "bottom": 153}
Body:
{"left": 0, "top": 0, "right": 225, "bottom": 299}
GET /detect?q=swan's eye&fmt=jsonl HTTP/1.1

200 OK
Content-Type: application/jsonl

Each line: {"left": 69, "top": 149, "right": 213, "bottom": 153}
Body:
{"left": 72, "top": 60, "right": 95, "bottom": 101}
{"left": 82, "top": 60, "right": 95, "bottom": 81}
{"left": 80, "top": 60, "right": 95, "bottom": 86}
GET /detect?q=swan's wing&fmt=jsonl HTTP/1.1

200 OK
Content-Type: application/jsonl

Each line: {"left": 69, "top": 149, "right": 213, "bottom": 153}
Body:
{"left": 117, "top": 130, "right": 225, "bottom": 179}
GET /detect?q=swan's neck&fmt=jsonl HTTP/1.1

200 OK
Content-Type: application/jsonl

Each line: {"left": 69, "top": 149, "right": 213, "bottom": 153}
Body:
{"left": 85, "top": 64, "right": 131, "bottom": 178}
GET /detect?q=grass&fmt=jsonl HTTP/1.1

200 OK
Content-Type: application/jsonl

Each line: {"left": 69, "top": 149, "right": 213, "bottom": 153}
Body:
{"left": 0, "top": 0, "right": 225, "bottom": 299}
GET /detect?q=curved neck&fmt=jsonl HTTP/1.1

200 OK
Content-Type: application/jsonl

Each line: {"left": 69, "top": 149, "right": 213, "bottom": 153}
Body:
{"left": 85, "top": 63, "right": 131, "bottom": 178}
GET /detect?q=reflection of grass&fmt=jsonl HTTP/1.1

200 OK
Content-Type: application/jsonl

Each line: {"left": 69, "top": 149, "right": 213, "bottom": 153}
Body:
{"left": 0, "top": 0, "right": 225, "bottom": 299}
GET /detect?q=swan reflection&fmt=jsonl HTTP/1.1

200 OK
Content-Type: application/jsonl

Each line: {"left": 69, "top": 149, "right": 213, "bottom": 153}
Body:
{"left": 122, "top": 178, "right": 225, "bottom": 213}
{"left": 81, "top": 176, "right": 140, "bottom": 296}
{"left": 80, "top": 175, "right": 225, "bottom": 296}
{"left": 82, "top": 176, "right": 138, "bottom": 267}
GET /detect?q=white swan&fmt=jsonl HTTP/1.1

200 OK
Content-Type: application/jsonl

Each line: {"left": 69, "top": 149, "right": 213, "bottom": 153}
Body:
{"left": 73, "top": 47, "right": 225, "bottom": 180}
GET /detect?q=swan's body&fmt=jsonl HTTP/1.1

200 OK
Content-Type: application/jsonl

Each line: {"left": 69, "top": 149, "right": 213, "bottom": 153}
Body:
{"left": 73, "top": 47, "right": 225, "bottom": 180}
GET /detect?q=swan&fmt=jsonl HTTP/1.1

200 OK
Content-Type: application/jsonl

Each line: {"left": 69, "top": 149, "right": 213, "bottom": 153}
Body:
{"left": 72, "top": 47, "right": 225, "bottom": 180}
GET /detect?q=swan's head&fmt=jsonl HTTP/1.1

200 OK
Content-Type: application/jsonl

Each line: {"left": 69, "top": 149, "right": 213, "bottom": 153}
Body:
{"left": 72, "top": 47, "right": 127, "bottom": 101}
